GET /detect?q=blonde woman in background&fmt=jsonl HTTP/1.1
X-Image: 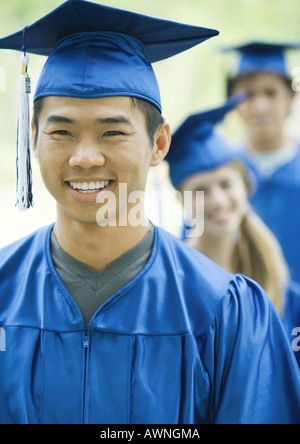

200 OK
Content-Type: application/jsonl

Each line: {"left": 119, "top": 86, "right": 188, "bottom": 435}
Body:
{"left": 166, "top": 95, "right": 300, "bottom": 367}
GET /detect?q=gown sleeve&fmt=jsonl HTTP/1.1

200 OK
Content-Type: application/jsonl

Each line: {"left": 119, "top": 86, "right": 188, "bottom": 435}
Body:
{"left": 200, "top": 274, "right": 300, "bottom": 424}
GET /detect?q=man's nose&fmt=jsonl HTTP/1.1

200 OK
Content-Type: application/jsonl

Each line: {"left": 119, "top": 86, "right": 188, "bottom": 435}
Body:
{"left": 69, "top": 138, "right": 106, "bottom": 169}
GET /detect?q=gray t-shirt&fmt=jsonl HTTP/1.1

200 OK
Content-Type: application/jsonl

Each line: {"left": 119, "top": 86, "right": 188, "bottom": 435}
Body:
{"left": 50, "top": 228, "right": 154, "bottom": 327}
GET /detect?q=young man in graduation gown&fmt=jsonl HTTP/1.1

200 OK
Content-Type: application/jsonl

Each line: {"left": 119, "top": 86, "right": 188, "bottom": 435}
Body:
{"left": 0, "top": 2, "right": 299, "bottom": 424}
{"left": 226, "top": 42, "right": 300, "bottom": 286}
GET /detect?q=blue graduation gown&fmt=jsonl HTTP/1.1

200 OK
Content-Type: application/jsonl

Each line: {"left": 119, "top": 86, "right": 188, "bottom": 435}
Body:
{"left": 282, "top": 280, "right": 300, "bottom": 369}
{"left": 0, "top": 224, "right": 299, "bottom": 424}
{"left": 243, "top": 145, "right": 300, "bottom": 285}
{"left": 181, "top": 225, "right": 300, "bottom": 369}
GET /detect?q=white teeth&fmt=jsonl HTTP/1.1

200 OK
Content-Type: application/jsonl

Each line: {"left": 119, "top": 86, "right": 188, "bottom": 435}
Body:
{"left": 69, "top": 180, "right": 110, "bottom": 192}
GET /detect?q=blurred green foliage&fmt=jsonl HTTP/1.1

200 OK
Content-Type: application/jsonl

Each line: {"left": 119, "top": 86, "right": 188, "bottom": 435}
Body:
{"left": 0, "top": 0, "right": 299, "bottom": 179}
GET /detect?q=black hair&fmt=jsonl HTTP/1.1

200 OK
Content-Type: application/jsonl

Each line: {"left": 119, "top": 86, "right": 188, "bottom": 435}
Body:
{"left": 130, "top": 97, "right": 165, "bottom": 146}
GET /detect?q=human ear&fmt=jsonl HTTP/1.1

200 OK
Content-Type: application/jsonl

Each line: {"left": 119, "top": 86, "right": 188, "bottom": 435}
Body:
{"left": 150, "top": 122, "right": 171, "bottom": 167}
{"left": 31, "top": 122, "right": 39, "bottom": 161}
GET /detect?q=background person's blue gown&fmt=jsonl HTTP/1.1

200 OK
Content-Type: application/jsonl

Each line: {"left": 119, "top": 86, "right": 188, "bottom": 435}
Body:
{"left": 282, "top": 280, "right": 300, "bottom": 368}
{"left": 240, "top": 146, "right": 300, "bottom": 367}
{"left": 0, "top": 225, "right": 299, "bottom": 424}
{"left": 242, "top": 145, "right": 300, "bottom": 285}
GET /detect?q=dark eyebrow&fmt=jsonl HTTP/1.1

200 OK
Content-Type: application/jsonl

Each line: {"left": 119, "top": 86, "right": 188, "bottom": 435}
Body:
{"left": 96, "top": 117, "right": 133, "bottom": 126}
{"left": 45, "top": 115, "right": 133, "bottom": 127}
{"left": 46, "top": 115, "right": 76, "bottom": 125}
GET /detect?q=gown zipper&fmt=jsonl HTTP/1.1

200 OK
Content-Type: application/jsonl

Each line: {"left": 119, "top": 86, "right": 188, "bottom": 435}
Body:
{"left": 82, "top": 334, "right": 89, "bottom": 423}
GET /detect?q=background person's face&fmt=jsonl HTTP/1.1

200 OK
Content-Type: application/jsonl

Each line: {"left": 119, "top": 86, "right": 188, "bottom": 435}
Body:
{"left": 181, "top": 165, "right": 248, "bottom": 237}
{"left": 232, "top": 73, "right": 294, "bottom": 149}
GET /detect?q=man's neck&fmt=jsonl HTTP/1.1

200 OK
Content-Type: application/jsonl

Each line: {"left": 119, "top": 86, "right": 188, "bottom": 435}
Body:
{"left": 53, "top": 209, "right": 152, "bottom": 273}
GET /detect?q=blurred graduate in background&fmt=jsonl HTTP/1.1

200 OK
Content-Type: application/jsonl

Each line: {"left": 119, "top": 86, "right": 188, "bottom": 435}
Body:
{"left": 225, "top": 42, "right": 300, "bottom": 288}
{"left": 166, "top": 94, "right": 300, "bottom": 368}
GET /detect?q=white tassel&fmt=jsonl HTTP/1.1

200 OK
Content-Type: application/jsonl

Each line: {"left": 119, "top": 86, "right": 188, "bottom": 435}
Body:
{"left": 16, "top": 52, "right": 33, "bottom": 210}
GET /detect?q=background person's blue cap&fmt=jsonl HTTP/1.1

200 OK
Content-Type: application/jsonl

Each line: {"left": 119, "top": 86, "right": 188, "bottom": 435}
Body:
{"left": 166, "top": 93, "right": 248, "bottom": 188}
{"left": 0, "top": 0, "right": 219, "bottom": 112}
{"left": 224, "top": 41, "right": 300, "bottom": 79}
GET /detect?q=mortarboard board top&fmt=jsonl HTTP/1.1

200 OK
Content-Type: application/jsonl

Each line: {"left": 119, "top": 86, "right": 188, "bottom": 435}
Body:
{"left": 0, "top": 0, "right": 219, "bottom": 111}
{"left": 0, "top": 0, "right": 219, "bottom": 62}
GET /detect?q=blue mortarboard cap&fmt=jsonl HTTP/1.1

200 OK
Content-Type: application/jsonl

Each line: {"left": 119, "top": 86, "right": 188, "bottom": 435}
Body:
{"left": 166, "top": 93, "right": 248, "bottom": 188}
{"left": 224, "top": 41, "right": 300, "bottom": 78}
{"left": 0, "top": 0, "right": 219, "bottom": 111}
{"left": 0, "top": 0, "right": 219, "bottom": 210}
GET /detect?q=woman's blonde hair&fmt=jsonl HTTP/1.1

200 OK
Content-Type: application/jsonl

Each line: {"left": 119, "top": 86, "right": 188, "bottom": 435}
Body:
{"left": 229, "top": 161, "right": 289, "bottom": 316}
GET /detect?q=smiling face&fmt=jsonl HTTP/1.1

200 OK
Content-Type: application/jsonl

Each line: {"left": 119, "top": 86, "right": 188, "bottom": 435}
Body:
{"left": 231, "top": 73, "right": 294, "bottom": 150}
{"left": 32, "top": 96, "right": 170, "bottom": 226}
{"left": 180, "top": 163, "right": 248, "bottom": 237}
